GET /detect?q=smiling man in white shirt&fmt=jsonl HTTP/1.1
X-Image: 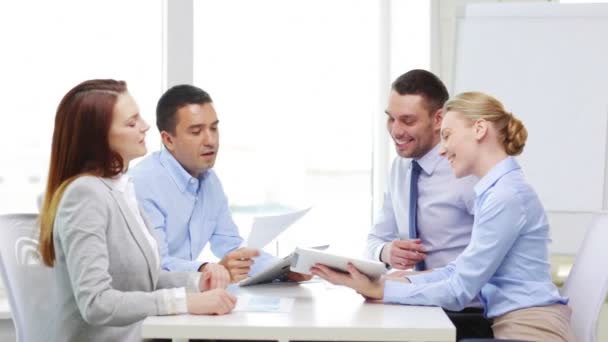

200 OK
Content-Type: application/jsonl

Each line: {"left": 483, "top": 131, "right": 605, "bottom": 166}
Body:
{"left": 365, "top": 69, "right": 490, "bottom": 340}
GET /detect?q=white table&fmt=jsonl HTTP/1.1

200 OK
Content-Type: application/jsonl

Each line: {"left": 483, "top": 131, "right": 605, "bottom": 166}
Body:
{"left": 142, "top": 281, "right": 455, "bottom": 342}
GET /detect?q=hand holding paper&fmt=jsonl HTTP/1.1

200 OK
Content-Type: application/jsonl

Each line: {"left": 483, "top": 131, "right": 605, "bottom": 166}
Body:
{"left": 220, "top": 248, "right": 260, "bottom": 282}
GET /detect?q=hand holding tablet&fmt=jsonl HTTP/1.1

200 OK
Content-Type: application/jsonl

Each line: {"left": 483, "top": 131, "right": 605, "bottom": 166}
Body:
{"left": 290, "top": 247, "right": 386, "bottom": 280}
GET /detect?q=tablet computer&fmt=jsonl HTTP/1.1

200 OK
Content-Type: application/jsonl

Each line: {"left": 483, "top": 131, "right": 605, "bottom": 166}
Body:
{"left": 290, "top": 247, "right": 386, "bottom": 280}
{"left": 239, "top": 245, "right": 330, "bottom": 287}
{"left": 238, "top": 254, "right": 293, "bottom": 287}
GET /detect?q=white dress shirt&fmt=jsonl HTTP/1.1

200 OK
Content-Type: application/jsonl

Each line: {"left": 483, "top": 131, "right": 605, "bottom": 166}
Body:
{"left": 366, "top": 143, "right": 477, "bottom": 270}
{"left": 108, "top": 174, "right": 192, "bottom": 314}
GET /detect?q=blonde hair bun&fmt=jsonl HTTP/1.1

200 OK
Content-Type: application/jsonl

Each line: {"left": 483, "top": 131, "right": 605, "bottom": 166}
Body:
{"left": 444, "top": 91, "right": 528, "bottom": 156}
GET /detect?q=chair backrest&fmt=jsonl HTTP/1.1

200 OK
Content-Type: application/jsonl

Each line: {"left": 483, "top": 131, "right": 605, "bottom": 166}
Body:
{"left": 0, "top": 213, "right": 55, "bottom": 342}
{"left": 561, "top": 214, "right": 608, "bottom": 342}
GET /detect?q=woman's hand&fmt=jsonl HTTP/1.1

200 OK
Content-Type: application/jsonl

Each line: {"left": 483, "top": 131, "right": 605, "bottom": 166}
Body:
{"left": 187, "top": 288, "right": 237, "bottom": 315}
{"left": 311, "top": 263, "right": 384, "bottom": 300}
{"left": 199, "top": 263, "right": 231, "bottom": 290}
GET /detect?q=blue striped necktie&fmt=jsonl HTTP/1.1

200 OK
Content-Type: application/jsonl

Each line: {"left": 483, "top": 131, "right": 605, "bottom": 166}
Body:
{"left": 409, "top": 160, "right": 425, "bottom": 270}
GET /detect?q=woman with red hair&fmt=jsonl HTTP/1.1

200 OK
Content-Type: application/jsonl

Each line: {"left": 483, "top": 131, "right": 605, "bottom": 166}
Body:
{"left": 39, "top": 79, "right": 235, "bottom": 342}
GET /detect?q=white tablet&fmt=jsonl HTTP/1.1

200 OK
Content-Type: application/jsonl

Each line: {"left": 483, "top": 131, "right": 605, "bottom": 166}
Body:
{"left": 290, "top": 247, "right": 386, "bottom": 280}
{"left": 239, "top": 245, "right": 330, "bottom": 287}
{"left": 239, "top": 254, "right": 292, "bottom": 287}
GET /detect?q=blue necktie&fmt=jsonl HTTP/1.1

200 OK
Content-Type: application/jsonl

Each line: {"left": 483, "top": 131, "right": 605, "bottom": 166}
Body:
{"left": 409, "top": 160, "right": 425, "bottom": 270}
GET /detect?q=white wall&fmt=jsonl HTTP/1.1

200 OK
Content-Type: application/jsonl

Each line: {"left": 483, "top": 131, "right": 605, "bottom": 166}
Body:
{"left": 433, "top": 0, "right": 606, "bottom": 256}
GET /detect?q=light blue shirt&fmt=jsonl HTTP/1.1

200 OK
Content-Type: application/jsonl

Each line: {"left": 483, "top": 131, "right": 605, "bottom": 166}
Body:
{"left": 130, "top": 147, "right": 274, "bottom": 273}
{"left": 366, "top": 144, "right": 477, "bottom": 270}
{"left": 383, "top": 157, "right": 567, "bottom": 318}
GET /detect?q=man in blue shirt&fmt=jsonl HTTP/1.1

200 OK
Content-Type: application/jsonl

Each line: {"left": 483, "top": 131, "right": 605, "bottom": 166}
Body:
{"left": 130, "top": 85, "right": 307, "bottom": 283}
{"left": 365, "top": 70, "right": 491, "bottom": 339}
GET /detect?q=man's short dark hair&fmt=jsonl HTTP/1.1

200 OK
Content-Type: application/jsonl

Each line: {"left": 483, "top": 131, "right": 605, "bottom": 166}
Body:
{"left": 156, "top": 84, "right": 213, "bottom": 135}
{"left": 391, "top": 69, "right": 449, "bottom": 114}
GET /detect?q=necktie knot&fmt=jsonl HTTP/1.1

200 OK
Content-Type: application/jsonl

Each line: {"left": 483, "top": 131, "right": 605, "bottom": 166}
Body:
{"left": 411, "top": 160, "right": 421, "bottom": 177}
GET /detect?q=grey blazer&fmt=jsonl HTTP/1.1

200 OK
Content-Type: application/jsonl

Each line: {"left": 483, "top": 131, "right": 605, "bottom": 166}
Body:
{"left": 49, "top": 176, "right": 194, "bottom": 342}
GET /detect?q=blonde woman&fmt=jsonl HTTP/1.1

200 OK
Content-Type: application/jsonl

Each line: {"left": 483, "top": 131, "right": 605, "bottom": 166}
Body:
{"left": 312, "top": 92, "right": 574, "bottom": 341}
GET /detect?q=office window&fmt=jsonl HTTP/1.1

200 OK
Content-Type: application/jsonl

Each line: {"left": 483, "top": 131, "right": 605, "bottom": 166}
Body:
{"left": 0, "top": 0, "right": 432, "bottom": 260}
{"left": 388, "top": 0, "right": 432, "bottom": 165}
{"left": 193, "top": 0, "right": 382, "bottom": 257}
{"left": 0, "top": 1, "right": 162, "bottom": 214}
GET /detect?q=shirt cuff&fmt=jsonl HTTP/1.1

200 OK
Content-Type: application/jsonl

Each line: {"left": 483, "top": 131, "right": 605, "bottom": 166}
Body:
{"left": 162, "top": 287, "right": 188, "bottom": 314}
{"left": 383, "top": 279, "right": 413, "bottom": 304}
{"left": 186, "top": 272, "right": 202, "bottom": 293}
{"left": 164, "top": 259, "right": 208, "bottom": 273}
{"left": 373, "top": 244, "right": 385, "bottom": 264}
{"left": 407, "top": 273, "right": 434, "bottom": 284}
{"left": 408, "top": 265, "right": 452, "bottom": 284}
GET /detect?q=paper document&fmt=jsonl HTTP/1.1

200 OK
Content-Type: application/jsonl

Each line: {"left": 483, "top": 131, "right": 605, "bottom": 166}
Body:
{"left": 246, "top": 207, "right": 311, "bottom": 249}
{"left": 234, "top": 295, "right": 294, "bottom": 313}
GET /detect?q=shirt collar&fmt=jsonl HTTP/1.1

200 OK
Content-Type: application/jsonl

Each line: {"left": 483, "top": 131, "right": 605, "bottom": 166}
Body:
{"left": 106, "top": 173, "right": 131, "bottom": 193}
{"left": 414, "top": 143, "right": 443, "bottom": 176}
{"left": 474, "top": 156, "right": 521, "bottom": 197}
{"left": 159, "top": 146, "right": 206, "bottom": 193}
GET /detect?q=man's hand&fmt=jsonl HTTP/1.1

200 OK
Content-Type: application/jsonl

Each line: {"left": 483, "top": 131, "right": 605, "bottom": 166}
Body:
{"left": 285, "top": 271, "right": 313, "bottom": 282}
{"left": 381, "top": 239, "right": 426, "bottom": 270}
{"left": 186, "top": 288, "right": 237, "bottom": 315}
{"left": 311, "top": 263, "right": 384, "bottom": 300}
{"left": 198, "top": 263, "right": 230, "bottom": 290}
{"left": 219, "top": 247, "right": 260, "bottom": 282}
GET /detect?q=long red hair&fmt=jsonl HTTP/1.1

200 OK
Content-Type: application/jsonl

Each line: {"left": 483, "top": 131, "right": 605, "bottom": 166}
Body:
{"left": 39, "top": 79, "right": 128, "bottom": 266}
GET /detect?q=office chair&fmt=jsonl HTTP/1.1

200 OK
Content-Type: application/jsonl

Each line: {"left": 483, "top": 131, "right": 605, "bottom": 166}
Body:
{"left": 560, "top": 214, "right": 608, "bottom": 342}
{"left": 0, "top": 213, "right": 54, "bottom": 342}
{"left": 463, "top": 214, "right": 608, "bottom": 342}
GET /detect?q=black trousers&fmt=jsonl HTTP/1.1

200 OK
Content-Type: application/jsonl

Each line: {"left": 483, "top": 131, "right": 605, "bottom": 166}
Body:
{"left": 444, "top": 307, "right": 494, "bottom": 341}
